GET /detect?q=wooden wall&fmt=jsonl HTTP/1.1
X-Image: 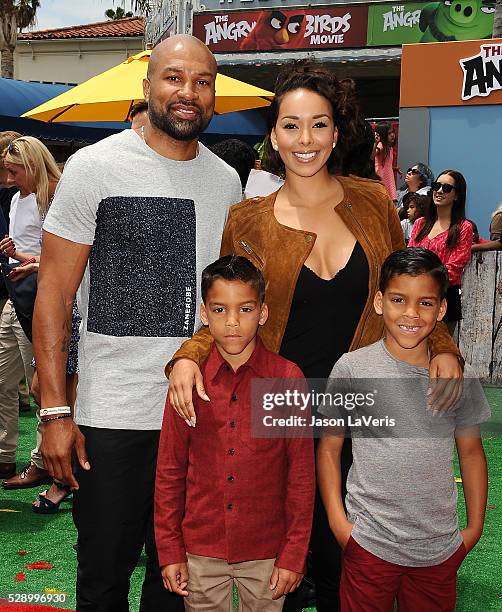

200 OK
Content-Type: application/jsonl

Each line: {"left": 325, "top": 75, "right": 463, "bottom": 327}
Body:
{"left": 459, "top": 251, "right": 502, "bottom": 384}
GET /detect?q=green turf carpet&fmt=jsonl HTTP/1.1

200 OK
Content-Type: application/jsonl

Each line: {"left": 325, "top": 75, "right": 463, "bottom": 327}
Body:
{"left": 1, "top": 390, "right": 501, "bottom": 611}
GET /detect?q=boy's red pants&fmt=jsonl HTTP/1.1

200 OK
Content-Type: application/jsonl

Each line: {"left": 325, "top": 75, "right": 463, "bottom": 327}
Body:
{"left": 340, "top": 536, "right": 467, "bottom": 612}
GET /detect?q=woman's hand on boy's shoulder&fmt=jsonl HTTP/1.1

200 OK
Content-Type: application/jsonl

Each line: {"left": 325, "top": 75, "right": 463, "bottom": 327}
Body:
{"left": 161, "top": 563, "right": 189, "bottom": 596}
{"left": 168, "top": 358, "right": 210, "bottom": 426}
{"left": 269, "top": 566, "right": 303, "bottom": 600}
{"left": 428, "top": 353, "right": 463, "bottom": 413}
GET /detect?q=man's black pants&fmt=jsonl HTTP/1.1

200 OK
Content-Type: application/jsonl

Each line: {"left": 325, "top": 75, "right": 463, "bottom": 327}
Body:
{"left": 73, "top": 427, "right": 184, "bottom": 612}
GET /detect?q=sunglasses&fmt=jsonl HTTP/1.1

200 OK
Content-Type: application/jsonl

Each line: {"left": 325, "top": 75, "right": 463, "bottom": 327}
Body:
{"left": 432, "top": 181, "right": 456, "bottom": 194}
{"left": 406, "top": 168, "right": 420, "bottom": 175}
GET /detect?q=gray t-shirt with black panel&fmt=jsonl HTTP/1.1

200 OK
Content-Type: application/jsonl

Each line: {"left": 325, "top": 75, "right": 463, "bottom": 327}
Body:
{"left": 319, "top": 339, "right": 491, "bottom": 567}
{"left": 43, "top": 129, "right": 242, "bottom": 430}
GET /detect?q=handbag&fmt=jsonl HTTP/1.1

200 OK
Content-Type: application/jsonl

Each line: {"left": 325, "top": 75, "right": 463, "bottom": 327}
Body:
{"left": 0, "top": 261, "right": 37, "bottom": 342}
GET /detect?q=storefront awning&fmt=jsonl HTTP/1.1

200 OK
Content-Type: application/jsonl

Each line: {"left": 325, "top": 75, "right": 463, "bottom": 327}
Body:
{"left": 0, "top": 77, "right": 127, "bottom": 144}
{"left": 215, "top": 46, "right": 402, "bottom": 66}
{"left": 0, "top": 78, "right": 72, "bottom": 117}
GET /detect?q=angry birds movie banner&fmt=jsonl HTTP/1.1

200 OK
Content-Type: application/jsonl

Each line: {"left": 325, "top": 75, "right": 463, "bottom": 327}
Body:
{"left": 192, "top": 6, "right": 369, "bottom": 52}
{"left": 193, "top": 1, "right": 495, "bottom": 53}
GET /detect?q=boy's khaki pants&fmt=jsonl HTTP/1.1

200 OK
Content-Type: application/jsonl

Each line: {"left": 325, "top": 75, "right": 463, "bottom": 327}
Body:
{"left": 185, "top": 554, "right": 285, "bottom": 612}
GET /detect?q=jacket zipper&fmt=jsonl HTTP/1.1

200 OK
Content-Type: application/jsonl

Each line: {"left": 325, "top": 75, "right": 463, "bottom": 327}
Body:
{"left": 238, "top": 240, "right": 264, "bottom": 267}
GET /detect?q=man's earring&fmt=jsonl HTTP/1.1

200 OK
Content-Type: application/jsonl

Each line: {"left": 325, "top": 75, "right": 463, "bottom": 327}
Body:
{"left": 332, "top": 142, "right": 337, "bottom": 149}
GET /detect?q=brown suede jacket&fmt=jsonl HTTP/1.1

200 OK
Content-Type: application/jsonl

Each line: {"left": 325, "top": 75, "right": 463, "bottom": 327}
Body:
{"left": 169, "top": 174, "right": 461, "bottom": 369}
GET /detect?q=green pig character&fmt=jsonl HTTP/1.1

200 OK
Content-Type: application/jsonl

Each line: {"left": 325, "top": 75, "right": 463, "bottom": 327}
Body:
{"left": 419, "top": 0, "right": 495, "bottom": 42}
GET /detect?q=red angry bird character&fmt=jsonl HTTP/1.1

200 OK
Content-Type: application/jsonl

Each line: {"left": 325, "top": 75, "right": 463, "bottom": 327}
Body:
{"left": 240, "top": 10, "right": 306, "bottom": 51}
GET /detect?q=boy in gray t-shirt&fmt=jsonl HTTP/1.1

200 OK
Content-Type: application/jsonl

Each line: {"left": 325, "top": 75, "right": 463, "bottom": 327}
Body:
{"left": 317, "top": 247, "right": 490, "bottom": 612}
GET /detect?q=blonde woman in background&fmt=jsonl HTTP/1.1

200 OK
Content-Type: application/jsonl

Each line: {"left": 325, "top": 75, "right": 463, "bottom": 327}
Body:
{"left": 0, "top": 136, "right": 61, "bottom": 488}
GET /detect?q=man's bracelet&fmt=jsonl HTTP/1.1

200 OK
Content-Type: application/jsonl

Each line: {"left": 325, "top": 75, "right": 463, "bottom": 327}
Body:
{"left": 41, "top": 414, "right": 72, "bottom": 423}
{"left": 40, "top": 406, "right": 71, "bottom": 418}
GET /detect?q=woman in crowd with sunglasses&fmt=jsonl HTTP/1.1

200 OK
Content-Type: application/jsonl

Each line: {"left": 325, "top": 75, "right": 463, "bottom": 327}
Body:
{"left": 409, "top": 170, "right": 473, "bottom": 335}
{"left": 396, "top": 162, "right": 434, "bottom": 209}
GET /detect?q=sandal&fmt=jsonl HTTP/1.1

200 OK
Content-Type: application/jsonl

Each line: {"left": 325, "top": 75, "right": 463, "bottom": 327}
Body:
{"left": 32, "top": 482, "right": 72, "bottom": 515}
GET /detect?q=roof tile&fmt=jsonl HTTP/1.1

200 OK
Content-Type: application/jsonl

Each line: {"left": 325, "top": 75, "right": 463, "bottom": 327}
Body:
{"left": 19, "top": 16, "right": 144, "bottom": 40}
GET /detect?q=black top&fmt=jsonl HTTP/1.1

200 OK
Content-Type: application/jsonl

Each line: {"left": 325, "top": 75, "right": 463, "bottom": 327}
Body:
{"left": 279, "top": 241, "right": 369, "bottom": 379}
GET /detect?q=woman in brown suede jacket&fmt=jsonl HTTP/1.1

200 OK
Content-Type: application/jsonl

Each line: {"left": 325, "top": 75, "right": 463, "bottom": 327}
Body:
{"left": 167, "top": 64, "right": 463, "bottom": 612}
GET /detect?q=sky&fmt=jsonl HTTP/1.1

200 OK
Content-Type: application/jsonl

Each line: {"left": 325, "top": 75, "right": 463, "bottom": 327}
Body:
{"left": 31, "top": 0, "right": 134, "bottom": 31}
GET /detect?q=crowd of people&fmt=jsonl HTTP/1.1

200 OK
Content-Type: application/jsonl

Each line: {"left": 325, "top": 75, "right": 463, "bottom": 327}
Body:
{"left": 0, "top": 34, "right": 499, "bottom": 612}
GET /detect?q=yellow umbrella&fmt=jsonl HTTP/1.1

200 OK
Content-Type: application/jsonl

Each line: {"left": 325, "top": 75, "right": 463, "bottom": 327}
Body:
{"left": 22, "top": 50, "right": 273, "bottom": 122}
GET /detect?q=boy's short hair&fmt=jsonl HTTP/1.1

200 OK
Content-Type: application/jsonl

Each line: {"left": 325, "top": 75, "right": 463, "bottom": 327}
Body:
{"left": 201, "top": 255, "right": 265, "bottom": 304}
{"left": 380, "top": 248, "right": 449, "bottom": 299}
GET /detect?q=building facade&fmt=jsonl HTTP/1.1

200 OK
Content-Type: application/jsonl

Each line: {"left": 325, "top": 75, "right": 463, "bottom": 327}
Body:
{"left": 14, "top": 17, "right": 144, "bottom": 85}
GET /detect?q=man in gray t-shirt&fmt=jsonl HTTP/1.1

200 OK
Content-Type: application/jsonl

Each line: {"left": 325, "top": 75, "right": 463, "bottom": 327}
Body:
{"left": 317, "top": 247, "right": 490, "bottom": 611}
{"left": 33, "top": 36, "right": 241, "bottom": 611}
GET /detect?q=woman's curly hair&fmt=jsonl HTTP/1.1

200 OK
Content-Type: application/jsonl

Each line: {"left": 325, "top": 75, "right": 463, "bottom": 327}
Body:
{"left": 263, "top": 61, "right": 366, "bottom": 177}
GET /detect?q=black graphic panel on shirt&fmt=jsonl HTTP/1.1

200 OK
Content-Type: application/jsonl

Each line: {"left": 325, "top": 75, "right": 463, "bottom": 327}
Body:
{"left": 87, "top": 196, "right": 196, "bottom": 337}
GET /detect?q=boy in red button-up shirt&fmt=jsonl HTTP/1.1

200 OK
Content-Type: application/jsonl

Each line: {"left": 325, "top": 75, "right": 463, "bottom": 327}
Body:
{"left": 155, "top": 255, "right": 314, "bottom": 611}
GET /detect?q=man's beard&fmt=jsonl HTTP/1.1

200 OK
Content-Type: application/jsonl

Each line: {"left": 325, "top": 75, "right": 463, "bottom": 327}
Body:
{"left": 149, "top": 99, "right": 212, "bottom": 142}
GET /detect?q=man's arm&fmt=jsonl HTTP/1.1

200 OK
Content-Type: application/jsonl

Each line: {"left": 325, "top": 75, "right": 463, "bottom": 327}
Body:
{"left": 472, "top": 240, "right": 502, "bottom": 252}
{"left": 33, "top": 230, "right": 92, "bottom": 489}
{"left": 316, "top": 429, "right": 351, "bottom": 548}
{"left": 455, "top": 426, "right": 488, "bottom": 552}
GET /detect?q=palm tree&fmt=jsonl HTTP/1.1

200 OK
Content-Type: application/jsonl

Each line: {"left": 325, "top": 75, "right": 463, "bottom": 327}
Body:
{"left": 120, "top": 0, "right": 152, "bottom": 15}
{"left": 105, "top": 6, "right": 134, "bottom": 20}
{"left": 494, "top": 0, "right": 502, "bottom": 37}
{"left": 0, "top": 0, "right": 40, "bottom": 78}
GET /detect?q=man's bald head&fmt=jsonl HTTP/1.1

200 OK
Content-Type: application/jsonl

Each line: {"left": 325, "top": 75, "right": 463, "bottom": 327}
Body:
{"left": 143, "top": 35, "right": 217, "bottom": 143}
{"left": 147, "top": 35, "right": 217, "bottom": 80}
